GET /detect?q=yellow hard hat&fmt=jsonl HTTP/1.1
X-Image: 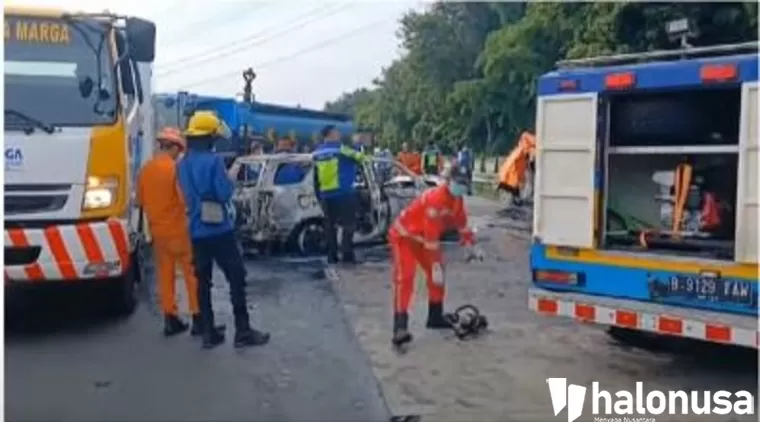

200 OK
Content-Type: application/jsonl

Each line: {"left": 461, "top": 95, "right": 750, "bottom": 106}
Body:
{"left": 185, "top": 110, "right": 223, "bottom": 137}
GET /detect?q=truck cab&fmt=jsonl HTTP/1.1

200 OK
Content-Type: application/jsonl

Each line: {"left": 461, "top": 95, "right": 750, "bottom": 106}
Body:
{"left": 4, "top": 7, "right": 156, "bottom": 315}
{"left": 529, "top": 42, "right": 758, "bottom": 348}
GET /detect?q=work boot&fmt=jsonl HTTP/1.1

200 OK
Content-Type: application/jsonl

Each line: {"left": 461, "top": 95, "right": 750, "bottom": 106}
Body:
{"left": 192, "top": 314, "right": 226, "bottom": 338}
{"left": 342, "top": 252, "right": 358, "bottom": 265}
{"left": 202, "top": 329, "right": 225, "bottom": 349}
{"left": 426, "top": 302, "right": 452, "bottom": 329}
{"left": 163, "top": 315, "right": 189, "bottom": 337}
{"left": 391, "top": 312, "right": 413, "bottom": 347}
{"left": 200, "top": 313, "right": 227, "bottom": 349}
{"left": 234, "top": 328, "right": 271, "bottom": 348}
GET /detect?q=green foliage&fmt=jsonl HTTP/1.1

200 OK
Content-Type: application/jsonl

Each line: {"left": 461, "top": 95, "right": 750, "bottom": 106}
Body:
{"left": 324, "top": 2, "right": 758, "bottom": 153}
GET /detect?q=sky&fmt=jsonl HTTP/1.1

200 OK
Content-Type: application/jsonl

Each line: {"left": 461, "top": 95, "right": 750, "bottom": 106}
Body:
{"left": 7, "top": 0, "right": 427, "bottom": 109}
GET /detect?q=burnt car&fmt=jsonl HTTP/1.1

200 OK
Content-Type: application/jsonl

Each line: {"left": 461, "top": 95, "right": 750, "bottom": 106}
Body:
{"left": 230, "top": 154, "right": 432, "bottom": 255}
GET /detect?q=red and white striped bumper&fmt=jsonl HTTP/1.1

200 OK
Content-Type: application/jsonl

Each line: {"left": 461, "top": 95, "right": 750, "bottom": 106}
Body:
{"left": 4, "top": 219, "right": 130, "bottom": 283}
{"left": 529, "top": 287, "right": 759, "bottom": 349}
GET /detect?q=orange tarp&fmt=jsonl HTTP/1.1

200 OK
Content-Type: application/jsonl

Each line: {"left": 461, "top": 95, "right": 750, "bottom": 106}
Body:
{"left": 498, "top": 131, "right": 536, "bottom": 190}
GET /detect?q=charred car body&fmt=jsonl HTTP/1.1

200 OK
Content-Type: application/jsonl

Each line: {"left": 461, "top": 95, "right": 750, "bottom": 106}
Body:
{"left": 230, "top": 154, "right": 441, "bottom": 255}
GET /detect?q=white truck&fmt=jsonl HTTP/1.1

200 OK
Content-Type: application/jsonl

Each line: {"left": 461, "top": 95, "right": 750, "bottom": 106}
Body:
{"left": 5, "top": 6, "right": 156, "bottom": 315}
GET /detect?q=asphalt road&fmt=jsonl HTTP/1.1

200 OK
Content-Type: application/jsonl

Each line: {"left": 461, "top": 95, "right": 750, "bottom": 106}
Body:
{"left": 329, "top": 196, "right": 758, "bottom": 422}
{"left": 5, "top": 195, "right": 757, "bottom": 422}
{"left": 5, "top": 256, "right": 389, "bottom": 421}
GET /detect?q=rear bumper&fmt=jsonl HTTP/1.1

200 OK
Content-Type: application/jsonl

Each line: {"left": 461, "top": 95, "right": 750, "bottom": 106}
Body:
{"left": 5, "top": 219, "right": 130, "bottom": 283}
{"left": 529, "top": 287, "right": 759, "bottom": 349}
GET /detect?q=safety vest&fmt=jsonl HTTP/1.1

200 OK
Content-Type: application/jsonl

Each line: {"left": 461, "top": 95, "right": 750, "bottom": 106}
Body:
{"left": 424, "top": 151, "right": 437, "bottom": 167}
{"left": 312, "top": 142, "right": 364, "bottom": 198}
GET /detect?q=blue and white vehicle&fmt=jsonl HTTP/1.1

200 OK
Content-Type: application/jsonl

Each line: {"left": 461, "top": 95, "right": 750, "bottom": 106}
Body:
{"left": 528, "top": 42, "right": 758, "bottom": 348}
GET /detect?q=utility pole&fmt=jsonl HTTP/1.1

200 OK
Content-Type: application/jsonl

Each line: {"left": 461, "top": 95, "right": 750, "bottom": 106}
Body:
{"left": 242, "top": 67, "right": 256, "bottom": 104}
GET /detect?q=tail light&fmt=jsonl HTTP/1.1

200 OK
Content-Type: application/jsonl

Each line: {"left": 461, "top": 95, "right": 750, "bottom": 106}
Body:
{"left": 605, "top": 72, "right": 635, "bottom": 90}
{"left": 533, "top": 270, "right": 583, "bottom": 286}
{"left": 700, "top": 63, "right": 737, "bottom": 83}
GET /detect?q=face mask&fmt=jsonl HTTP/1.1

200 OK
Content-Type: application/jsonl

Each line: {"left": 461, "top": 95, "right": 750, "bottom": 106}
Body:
{"left": 448, "top": 182, "right": 468, "bottom": 197}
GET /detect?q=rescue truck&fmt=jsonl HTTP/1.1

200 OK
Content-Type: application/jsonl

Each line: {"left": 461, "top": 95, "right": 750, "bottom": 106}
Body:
{"left": 4, "top": 6, "right": 157, "bottom": 315}
{"left": 528, "top": 41, "right": 759, "bottom": 349}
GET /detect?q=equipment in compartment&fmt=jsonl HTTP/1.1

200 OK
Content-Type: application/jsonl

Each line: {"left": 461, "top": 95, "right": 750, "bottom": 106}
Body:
{"left": 604, "top": 154, "right": 737, "bottom": 259}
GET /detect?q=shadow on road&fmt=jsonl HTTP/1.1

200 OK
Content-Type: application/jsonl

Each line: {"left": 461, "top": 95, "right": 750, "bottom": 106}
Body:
{"left": 606, "top": 327, "right": 759, "bottom": 375}
{"left": 5, "top": 284, "right": 128, "bottom": 340}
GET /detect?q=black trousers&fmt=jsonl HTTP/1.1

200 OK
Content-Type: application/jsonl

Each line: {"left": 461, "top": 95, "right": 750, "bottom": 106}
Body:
{"left": 320, "top": 194, "right": 358, "bottom": 262}
{"left": 192, "top": 231, "right": 250, "bottom": 332}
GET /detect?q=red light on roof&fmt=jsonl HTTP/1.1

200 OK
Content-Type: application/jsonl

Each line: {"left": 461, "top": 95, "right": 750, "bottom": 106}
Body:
{"left": 558, "top": 79, "right": 579, "bottom": 91}
{"left": 700, "top": 64, "right": 737, "bottom": 83}
{"left": 605, "top": 72, "right": 635, "bottom": 90}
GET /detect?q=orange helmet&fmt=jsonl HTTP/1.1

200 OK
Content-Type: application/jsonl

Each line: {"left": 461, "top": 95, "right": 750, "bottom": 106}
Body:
{"left": 157, "top": 127, "right": 186, "bottom": 150}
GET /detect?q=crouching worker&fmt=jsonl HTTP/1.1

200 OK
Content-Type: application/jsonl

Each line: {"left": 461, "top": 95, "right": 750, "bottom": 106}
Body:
{"left": 388, "top": 164, "right": 484, "bottom": 347}
{"left": 137, "top": 127, "right": 200, "bottom": 337}
{"left": 178, "top": 111, "right": 271, "bottom": 349}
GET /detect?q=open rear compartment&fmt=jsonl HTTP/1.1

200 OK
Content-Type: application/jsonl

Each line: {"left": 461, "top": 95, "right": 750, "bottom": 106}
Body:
{"left": 601, "top": 87, "right": 741, "bottom": 261}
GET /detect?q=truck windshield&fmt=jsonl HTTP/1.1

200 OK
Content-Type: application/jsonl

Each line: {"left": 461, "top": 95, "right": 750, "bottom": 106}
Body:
{"left": 4, "top": 15, "right": 117, "bottom": 127}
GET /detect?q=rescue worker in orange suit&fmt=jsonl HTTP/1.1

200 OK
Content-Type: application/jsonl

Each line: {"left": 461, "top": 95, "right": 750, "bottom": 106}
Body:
{"left": 397, "top": 142, "right": 422, "bottom": 175}
{"left": 136, "top": 127, "right": 200, "bottom": 337}
{"left": 388, "top": 163, "right": 484, "bottom": 347}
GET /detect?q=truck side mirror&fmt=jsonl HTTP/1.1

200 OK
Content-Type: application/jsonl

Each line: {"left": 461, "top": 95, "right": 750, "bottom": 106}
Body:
{"left": 125, "top": 18, "right": 156, "bottom": 62}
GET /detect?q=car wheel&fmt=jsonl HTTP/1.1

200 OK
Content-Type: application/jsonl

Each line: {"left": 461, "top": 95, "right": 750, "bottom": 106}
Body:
{"left": 290, "top": 219, "right": 327, "bottom": 256}
{"left": 109, "top": 250, "right": 139, "bottom": 317}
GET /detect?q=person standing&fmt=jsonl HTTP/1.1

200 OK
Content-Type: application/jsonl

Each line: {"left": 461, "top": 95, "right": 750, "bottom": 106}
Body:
{"left": 397, "top": 142, "right": 422, "bottom": 175}
{"left": 136, "top": 127, "right": 200, "bottom": 337}
{"left": 177, "top": 110, "right": 271, "bottom": 349}
{"left": 387, "top": 164, "right": 484, "bottom": 347}
{"left": 457, "top": 143, "right": 474, "bottom": 195}
{"left": 312, "top": 125, "right": 366, "bottom": 264}
{"left": 421, "top": 141, "right": 442, "bottom": 175}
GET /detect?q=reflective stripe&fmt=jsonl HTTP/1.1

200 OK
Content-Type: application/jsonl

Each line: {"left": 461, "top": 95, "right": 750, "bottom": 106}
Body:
{"left": 392, "top": 221, "right": 439, "bottom": 250}
{"left": 528, "top": 290, "right": 759, "bottom": 349}
{"left": 4, "top": 220, "right": 129, "bottom": 282}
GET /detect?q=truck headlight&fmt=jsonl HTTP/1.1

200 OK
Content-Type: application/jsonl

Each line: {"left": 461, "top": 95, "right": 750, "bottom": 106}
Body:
{"left": 83, "top": 176, "right": 118, "bottom": 210}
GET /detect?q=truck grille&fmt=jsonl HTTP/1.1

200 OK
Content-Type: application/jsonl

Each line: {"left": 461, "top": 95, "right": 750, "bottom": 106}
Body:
{"left": 5, "top": 195, "right": 68, "bottom": 215}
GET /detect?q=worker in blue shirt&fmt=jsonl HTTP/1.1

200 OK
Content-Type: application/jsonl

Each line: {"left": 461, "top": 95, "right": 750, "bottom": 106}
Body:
{"left": 312, "top": 125, "right": 366, "bottom": 264}
{"left": 177, "top": 110, "right": 271, "bottom": 350}
{"left": 273, "top": 137, "right": 305, "bottom": 185}
{"left": 457, "top": 143, "right": 474, "bottom": 195}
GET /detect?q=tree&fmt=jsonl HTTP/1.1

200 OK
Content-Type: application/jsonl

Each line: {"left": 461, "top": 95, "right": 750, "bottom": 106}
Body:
{"left": 326, "top": 2, "right": 758, "bottom": 154}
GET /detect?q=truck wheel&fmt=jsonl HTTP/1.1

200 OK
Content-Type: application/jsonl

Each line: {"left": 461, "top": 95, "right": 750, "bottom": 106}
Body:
{"left": 289, "top": 218, "right": 327, "bottom": 256}
{"left": 606, "top": 326, "right": 668, "bottom": 351}
{"left": 109, "top": 251, "right": 139, "bottom": 317}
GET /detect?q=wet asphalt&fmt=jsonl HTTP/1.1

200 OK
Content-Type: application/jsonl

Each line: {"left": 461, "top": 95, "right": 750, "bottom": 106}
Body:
{"left": 5, "top": 253, "right": 389, "bottom": 421}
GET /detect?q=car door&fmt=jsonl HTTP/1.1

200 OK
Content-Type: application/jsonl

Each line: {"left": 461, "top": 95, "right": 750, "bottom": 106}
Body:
{"left": 377, "top": 158, "right": 425, "bottom": 221}
{"left": 350, "top": 159, "right": 387, "bottom": 242}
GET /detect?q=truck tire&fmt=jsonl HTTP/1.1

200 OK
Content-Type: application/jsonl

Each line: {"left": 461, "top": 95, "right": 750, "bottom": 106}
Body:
{"left": 606, "top": 326, "right": 669, "bottom": 351}
{"left": 109, "top": 250, "right": 140, "bottom": 317}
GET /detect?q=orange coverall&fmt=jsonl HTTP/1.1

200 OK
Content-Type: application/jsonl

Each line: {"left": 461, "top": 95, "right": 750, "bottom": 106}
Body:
{"left": 397, "top": 151, "right": 422, "bottom": 175}
{"left": 388, "top": 185, "right": 475, "bottom": 313}
{"left": 136, "top": 153, "right": 199, "bottom": 317}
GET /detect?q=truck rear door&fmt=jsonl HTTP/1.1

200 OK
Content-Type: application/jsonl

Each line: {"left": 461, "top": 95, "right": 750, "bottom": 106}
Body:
{"left": 735, "top": 81, "right": 759, "bottom": 264}
{"left": 533, "top": 93, "right": 598, "bottom": 248}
